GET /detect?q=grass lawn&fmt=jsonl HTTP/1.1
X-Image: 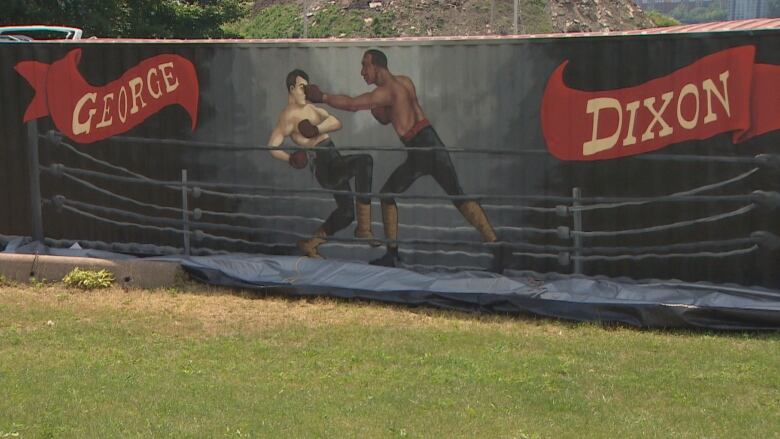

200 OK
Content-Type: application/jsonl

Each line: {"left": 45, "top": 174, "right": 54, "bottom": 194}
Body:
{"left": 1, "top": 283, "right": 778, "bottom": 438}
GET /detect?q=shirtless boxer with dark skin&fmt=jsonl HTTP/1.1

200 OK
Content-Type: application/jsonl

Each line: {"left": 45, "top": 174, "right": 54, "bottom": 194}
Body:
{"left": 268, "top": 69, "right": 378, "bottom": 258}
{"left": 304, "top": 50, "right": 505, "bottom": 272}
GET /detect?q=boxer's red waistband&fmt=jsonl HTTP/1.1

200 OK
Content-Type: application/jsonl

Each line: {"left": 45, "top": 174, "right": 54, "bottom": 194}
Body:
{"left": 400, "top": 118, "right": 431, "bottom": 143}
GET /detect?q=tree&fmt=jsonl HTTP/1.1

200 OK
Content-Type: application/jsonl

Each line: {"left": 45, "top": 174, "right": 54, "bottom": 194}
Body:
{"left": 668, "top": 3, "right": 727, "bottom": 24}
{"left": 1, "top": 0, "right": 249, "bottom": 38}
{"left": 768, "top": 0, "right": 780, "bottom": 18}
{"left": 123, "top": 0, "right": 248, "bottom": 38}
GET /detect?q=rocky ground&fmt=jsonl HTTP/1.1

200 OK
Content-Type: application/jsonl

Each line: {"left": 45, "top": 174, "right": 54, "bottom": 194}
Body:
{"left": 250, "top": 0, "right": 656, "bottom": 37}
{"left": 550, "top": 0, "right": 654, "bottom": 33}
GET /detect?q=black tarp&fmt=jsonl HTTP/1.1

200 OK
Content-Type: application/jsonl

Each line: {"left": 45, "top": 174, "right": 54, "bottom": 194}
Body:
{"left": 4, "top": 236, "right": 778, "bottom": 330}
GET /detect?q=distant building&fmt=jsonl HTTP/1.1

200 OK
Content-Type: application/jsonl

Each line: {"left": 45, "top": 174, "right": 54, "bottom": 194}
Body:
{"left": 727, "top": 0, "right": 770, "bottom": 19}
{"left": 635, "top": 0, "right": 728, "bottom": 14}
{"left": 635, "top": 0, "right": 771, "bottom": 20}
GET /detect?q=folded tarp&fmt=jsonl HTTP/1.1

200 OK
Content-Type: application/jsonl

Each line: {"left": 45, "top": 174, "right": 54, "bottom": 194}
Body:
{"left": 3, "top": 236, "right": 779, "bottom": 330}
{"left": 180, "top": 254, "right": 780, "bottom": 330}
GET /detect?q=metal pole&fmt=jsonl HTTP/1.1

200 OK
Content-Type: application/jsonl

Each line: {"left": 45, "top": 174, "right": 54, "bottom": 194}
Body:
{"left": 572, "top": 187, "right": 583, "bottom": 274}
{"left": 490, "top": 0, "right": 495, "bottom": 32}
{"left": 181, "top": 169, "right": 190, "bottom": 256}
{"left": 303, "top": 0, "right": 308, "bottom": 38}
{"left": 26, "top": 121, "right": 43, "bottom": 242}
{"left": 514, "top": 0, "right": 518, "bottom": 34}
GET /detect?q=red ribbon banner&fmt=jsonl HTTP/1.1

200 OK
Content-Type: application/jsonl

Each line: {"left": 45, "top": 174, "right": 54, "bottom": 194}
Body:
{"left": 15, "top": 49, "right": 199, "bottom": 144}
{"left": 541, "top": 45, "right": 780, "bottom": 161}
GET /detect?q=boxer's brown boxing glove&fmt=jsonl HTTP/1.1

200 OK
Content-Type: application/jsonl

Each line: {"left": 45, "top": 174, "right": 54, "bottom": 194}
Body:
{"left": 304, "top": 84, "right": 324, "bottom": 103}
{"left": 288, "top": 150, "right": 308, "bottom": 169}
{"left": 298, "top": 119, "right": 320, "bottom": 138}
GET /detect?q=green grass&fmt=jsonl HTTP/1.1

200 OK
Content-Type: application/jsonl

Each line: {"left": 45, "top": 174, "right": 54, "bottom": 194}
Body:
{"left": 520, "top": 0, "right": 553, "bottom": 34}
{"left": 647, "top": 10, "right": 681, "bottom": 28}
{"left": 225, "top": 4, "right": 396, "bottom": 39}
{"left": 1, "top": 285, "right": 778, "bottom": 438}
{"left": 224, "top": 4, "right": 304, "bottom": 38}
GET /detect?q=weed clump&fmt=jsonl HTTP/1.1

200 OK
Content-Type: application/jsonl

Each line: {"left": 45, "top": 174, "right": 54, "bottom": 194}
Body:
{"left": 0, "top": 274, "right": 15, "bottom": 286}
{"left": 63, "top": 268, "right": 115, "bottom": 290}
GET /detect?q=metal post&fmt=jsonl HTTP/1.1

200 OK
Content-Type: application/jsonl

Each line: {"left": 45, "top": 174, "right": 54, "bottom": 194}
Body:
{"left": 490, "top": 0, "right": 495, "bottom": 32}
{"left": 572, "top": 187, "right": 583, "bottom": 274}
{"left": 181, "top": 169, "right": 190, "bottom": 256}
{"left": 514, "top": 0, "right": 518, "bottom": 34}
{"left": 26, "top": 121, "right": 43, "bottom": 242}
{"left": 303, "top": 0, "right": 309, "bottom": 38}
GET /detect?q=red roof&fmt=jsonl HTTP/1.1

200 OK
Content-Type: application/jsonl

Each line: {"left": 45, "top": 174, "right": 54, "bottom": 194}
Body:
{"left": 637, "top": 18, "right": 780, "bottom": 34}
{"left": 68, "top": 18, "right": 780, "bottom": 43}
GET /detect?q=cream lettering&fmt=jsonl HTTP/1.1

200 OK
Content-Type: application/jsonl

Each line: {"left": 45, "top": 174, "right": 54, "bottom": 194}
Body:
{"left": 703, "top": 71, "right": 731, "bottom": 123}
{"left": 159, "top": 62, "right": 179, "bottom": 92}
{"left": 622, "top": 100, "right": 640, "bottom": 146}
{"left": 72, "top": 93, "right": 97, "bottom": 135}
{"left": 95, "top": 93, "right": 114, "bottom": 129}
{"left": 583, "top": 70, "right": 731, "bottom": 156}
{"left": 128, "top": 77, "right": 147, "bottom": 114}
{"left": 118, "top": 86, "right": 128, "bottom": 123}
{"left": 641, "top": 92, "right": 674, "bottom": 142}
{"left": 583, "top": 98, "right": 622, "bottom": 156}
{"left": 67, "top": 63, "right": 183, "bottom": 136}
{"left": 147, "top": 68, "right": 163, "bottom": 99}
{"left": 677, "top": 84, "right": 699, "bottom": 130}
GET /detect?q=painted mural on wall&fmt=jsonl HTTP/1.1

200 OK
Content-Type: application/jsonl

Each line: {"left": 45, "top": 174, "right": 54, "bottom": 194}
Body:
{"left": 1, "top": 33, "right": 778, "bottom": 287}
{"left": 269, "top": 51, "right": 503, "bottom": 271}
{"left": 542, "top": 45, "right": 780, "bottom": 160}
{"left": 15, "top": 49, "right": 199, "bottom": 143}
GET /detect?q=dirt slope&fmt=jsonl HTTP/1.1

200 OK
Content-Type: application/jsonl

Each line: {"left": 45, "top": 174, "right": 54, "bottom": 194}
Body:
{"left": 252, "top": 0, "right": 656, "bottom": 37}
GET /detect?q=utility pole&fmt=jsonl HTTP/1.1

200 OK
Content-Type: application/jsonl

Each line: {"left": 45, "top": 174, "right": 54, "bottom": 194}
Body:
{"left": 514, "top": 0, "right": 523, "bottom": 34}
{"left": 303, "top": 0, "right": 309, "bottom": 38}
{"left": 490, "top": 0, "right": 495, "bottom": 32}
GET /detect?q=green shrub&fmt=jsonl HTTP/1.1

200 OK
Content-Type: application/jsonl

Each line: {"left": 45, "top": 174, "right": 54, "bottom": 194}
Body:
{"left": 521, "top": 0, "right": 553, "bottom": 34}
{"left": 225, "top": 4, "right": 303, "bottom": 38}
{"left": 309, "top": 5, "right": 363, "bottom": 38}
{"left": 647, "top": 10, "right": 681, "bottom": 27}
{"left": 226, "top": 4, "right": 398, "bottom": 39}
{"left": 370, "top": 12, "right": 397, "bottom": 38}
{"left": 63, "top": 268, "right": 115, "bottom": 290}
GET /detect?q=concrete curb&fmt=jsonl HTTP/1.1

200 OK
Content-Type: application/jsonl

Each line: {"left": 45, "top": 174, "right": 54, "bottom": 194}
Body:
{"left": 0, "top": 254, "right": 184, "bottom": 289}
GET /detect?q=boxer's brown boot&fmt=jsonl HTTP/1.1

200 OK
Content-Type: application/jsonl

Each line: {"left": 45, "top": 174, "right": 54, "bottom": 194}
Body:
{"left": 458, "top": 200, "right": 507, "bottom": 273}
{"left": 370, "top": 202, "right": 400, "bottom": 267}
{"left": 298, "top": 228, "right": 327, "bottom": 258}
{"left": 457, "top": 200, "right": 497, "bottom": 242}
{"left": 354, "top": 202, "right": 381, "bottom": 247}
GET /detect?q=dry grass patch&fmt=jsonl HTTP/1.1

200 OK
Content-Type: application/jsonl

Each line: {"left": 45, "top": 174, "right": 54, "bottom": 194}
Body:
{"left": 0, "top": 283, "right": 563, "bottom": 338}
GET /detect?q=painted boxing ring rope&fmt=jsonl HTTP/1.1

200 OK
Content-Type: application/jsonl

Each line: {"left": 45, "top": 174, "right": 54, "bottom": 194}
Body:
{"left": 43, "top": 131, "right": 780, "bottom": 165}
{"left": 74, "top": 132, "right": 552, "bottom": 155}
{"left": 30, "top": 129, "right": 780, "bottom": 274}
{"left": 43, "top": 194, "right": 775, "bottom": 252}
{"left": 40, "top": 163, "right": 772, "bottom": 205}
{"left": 51, "top": 172, "right": 561, "bottom": 236}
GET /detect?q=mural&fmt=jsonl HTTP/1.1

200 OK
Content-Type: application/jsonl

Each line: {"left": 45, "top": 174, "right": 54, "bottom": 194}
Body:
{"left": 300, "top": 50, "right": 502, "bottom": 270}
{"left": 0, "top": 33, "right": 778, "bottom": 289}
{"left": 267, "top": 68, "right": 378, "bottom": 259}
{"left": 542, "top": 45, "right": 780, "bottom": 160}
{"left": 14, "top": 49, "right": 198, "bottom": 143}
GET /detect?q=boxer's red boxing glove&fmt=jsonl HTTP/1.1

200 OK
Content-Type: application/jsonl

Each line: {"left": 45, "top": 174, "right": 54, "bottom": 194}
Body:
{"left": 288, "top": 150, "right": 308, "bottom": 169}
{"left": 298, "top": 119, "right": 320, "bottom": 138}
{"left": 304, "top": 84, "right": 324, "bottom": 103}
